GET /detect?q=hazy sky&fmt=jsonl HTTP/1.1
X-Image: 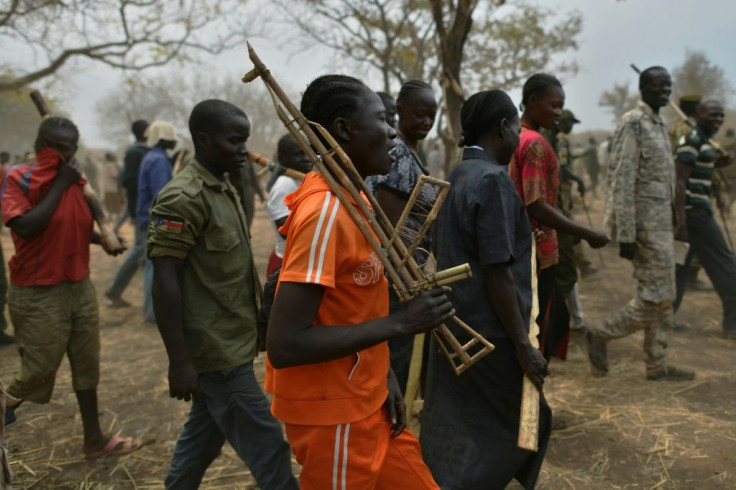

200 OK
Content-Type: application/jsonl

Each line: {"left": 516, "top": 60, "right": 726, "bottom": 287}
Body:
{"left": 5, "top": 0, "right": 736, "bottom": 148}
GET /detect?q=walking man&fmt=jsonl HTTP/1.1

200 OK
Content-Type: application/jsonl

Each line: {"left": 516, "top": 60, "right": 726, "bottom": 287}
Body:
{"left": 105, "top": 120, "right": 148, "bottom": 308}
{"left": 673, "top": 100, "right": 736, "bottom": 339}
{"left": 587, "top": 67, "right": 695, "bottom": 380}
{"left": 149, "top": 100, "right": 297, "bottom": 489}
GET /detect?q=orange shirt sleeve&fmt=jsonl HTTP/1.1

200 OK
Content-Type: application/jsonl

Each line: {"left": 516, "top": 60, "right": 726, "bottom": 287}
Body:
{"left": 279, "top": 191, "right": 342, "bottom": 289}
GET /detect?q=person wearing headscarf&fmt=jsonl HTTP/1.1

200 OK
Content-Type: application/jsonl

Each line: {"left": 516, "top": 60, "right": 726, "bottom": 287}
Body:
{"left": 420, "top": 90, "right": 550, "bottom": 489}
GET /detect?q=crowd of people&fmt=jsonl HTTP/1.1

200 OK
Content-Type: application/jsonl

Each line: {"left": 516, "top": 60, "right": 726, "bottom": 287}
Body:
{"left": 0, "top": 62, "right": 734, "bottom": 490}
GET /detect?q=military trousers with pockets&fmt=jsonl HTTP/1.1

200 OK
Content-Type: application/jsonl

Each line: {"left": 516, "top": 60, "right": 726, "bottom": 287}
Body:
{"left": 592, "top": 229, "right": 674, "bottom": 373}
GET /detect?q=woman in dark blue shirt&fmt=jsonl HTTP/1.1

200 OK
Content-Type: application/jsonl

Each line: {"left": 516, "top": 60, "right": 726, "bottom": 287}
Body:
{"left": 421, "top": 90, "right": 550, "bottom": 490}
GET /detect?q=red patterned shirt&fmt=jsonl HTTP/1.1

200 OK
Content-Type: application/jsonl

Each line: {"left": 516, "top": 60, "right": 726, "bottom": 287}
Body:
{"left": 508, "top": 122, "right": 560, "bottom": 269}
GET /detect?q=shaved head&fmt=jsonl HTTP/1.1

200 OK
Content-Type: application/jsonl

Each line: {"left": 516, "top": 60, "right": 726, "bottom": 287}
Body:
{"left": 697, "top": 99, "right": 724, "bottom": 114}
{"left": 696, "top": 99, "right": 725, "bottom": 136}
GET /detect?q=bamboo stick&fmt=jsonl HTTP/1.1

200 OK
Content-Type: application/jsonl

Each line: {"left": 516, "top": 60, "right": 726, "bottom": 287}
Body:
{"left": 518, "top": 242, "right": 541, "bottom": 451}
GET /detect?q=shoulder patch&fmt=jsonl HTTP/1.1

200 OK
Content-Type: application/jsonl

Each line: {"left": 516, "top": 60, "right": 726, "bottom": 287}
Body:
{"left": 182, "top": 177, "right": 203, "bottom": 197}
{"left": 155, "top": 215, "right": 185, "bottom": 234}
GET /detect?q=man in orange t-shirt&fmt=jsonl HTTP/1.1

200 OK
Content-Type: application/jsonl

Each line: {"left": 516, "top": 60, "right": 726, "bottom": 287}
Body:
{"left": 265, "top": 74, "right": 455, "bottom": 490}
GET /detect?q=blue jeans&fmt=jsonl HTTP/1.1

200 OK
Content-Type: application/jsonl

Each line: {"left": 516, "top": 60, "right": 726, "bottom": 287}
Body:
{"left": 165, "top": 363, "right": 297, "bottom": 490}
{"left": 140, "top": 225, "right": 155, "bottom": 323}
{"left": 107, "top": 222, "right": 146, "bottom": 298}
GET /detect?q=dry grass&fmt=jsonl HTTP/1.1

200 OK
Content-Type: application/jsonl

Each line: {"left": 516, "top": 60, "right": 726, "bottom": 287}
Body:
{"left": 2, "top": 198, "right": 735, "bottom": 489}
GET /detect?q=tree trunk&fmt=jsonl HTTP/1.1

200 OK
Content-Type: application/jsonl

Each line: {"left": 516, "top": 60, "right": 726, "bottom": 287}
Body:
{"left": 429, "top": 0, "right": 478, "bottom": 173}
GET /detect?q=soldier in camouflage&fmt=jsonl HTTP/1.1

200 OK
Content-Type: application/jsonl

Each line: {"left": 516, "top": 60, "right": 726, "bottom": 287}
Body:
{"left": 587, "top": 66, "right": 695, "bottom": 381}
{"left": 555, "top": 110, "right": 591, "bottom": 333}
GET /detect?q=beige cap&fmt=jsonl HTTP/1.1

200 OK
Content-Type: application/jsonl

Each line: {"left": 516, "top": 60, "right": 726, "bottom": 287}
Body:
{"left": 145, "top": 121, "right": 177, "bottom": 147}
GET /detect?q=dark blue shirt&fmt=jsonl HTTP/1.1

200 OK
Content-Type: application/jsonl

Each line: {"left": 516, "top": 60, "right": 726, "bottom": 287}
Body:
{"left": 433, "top": 147, "right": 533, "bottom": 339}
{"left": 136, "top": 146, "right": 172, "bottom": 226}
{"left": 122, "top": 142, "right": 149, "bottom": 217}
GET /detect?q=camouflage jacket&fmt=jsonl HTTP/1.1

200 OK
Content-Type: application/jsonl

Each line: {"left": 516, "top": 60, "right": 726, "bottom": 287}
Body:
{"left": 556, "top": 132, "right": 574, "bottom": 215}
{"left": 669, "top": 118, "right": 695, "bottom": 152}
{"left": 605, "top": 101, "right": 675, "bottom": 243}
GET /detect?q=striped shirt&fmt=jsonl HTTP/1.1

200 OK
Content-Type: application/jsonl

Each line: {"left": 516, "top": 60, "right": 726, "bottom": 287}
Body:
{"left": 676, "top": 127, "right": 716, "bottom": 208}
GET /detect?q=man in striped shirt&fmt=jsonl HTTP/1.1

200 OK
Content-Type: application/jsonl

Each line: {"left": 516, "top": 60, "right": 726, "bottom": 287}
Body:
{"left": 673, "top": 100, "right": 736, "bottom": 339}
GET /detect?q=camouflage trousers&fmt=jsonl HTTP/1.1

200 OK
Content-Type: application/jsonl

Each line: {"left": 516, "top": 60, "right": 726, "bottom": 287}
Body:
{"left": 592, "top": 294, "right": 671, "bottom": 373}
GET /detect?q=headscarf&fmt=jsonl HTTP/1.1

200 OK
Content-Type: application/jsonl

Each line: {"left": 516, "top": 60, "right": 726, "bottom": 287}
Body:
{"left": 145, "top": 121, "right": 177, "bottom": 147}
{"left": 459, "top": 90, "right": 518, "bottom": 147}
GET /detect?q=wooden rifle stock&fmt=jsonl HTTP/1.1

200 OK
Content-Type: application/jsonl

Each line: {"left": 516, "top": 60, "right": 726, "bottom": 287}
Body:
{"left": 243, "top": 42, "right": 494, "bottom": 375}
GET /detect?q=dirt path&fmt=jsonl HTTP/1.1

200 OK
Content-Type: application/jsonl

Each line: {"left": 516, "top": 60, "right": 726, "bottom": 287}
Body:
{"left": 1, "top": 198, "right": 735, "bottom": 489}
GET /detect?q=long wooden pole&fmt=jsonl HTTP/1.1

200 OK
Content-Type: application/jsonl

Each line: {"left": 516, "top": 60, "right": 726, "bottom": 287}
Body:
{"left": 518, "top": 243, "right": 541, "bottom": 451}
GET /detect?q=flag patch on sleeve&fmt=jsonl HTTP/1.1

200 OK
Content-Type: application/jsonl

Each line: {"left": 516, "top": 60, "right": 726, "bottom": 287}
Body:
{"left": 155, "top": 216, "right": 184, "bottom": 234}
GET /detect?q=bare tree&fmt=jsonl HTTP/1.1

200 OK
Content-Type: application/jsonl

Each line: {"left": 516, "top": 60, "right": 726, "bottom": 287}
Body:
{"left": 96, "top": 71, "right": 294, "bottom": 156}
{"left": 0, "top": 0, "right": 251, "bottom": 92}
{"left": 671, "top": 50, "right": 733, "bottom": 105}
{"left": 598, "top": 81, "right": 638, "bottom": 126}
{"left": 274, "top": 0, "right": 437, "bottom": 92}
{"left": 280, "top": 0, "right": 582, "bottom": 170}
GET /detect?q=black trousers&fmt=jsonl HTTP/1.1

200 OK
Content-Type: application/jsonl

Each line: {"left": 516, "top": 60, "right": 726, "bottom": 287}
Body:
{"left": 674, "top": 205, "right": 736, "bottom": 332}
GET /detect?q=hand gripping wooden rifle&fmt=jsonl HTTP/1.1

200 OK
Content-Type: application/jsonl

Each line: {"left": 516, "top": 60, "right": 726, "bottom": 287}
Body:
{"left": 630, "top": 64, "right": 735, "bottom": 252}
{"left": 242, "top": 42, "right": 494, "bottom": 375}
{"left": 29, "top": 90, "right": 126, "bottom": 255}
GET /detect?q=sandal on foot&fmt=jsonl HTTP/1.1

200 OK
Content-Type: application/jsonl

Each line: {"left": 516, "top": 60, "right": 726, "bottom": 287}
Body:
{"left": 84, "top": 435, "right": 142, "bottom": 459}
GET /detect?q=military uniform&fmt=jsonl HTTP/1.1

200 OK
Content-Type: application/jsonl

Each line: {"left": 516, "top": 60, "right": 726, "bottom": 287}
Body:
{"left": 555, "top": 113, "right": 591, "bottom": 333}
{"left": 557, "top": 132, "right": 575, "bottom": 216}
{"left": 147, "top": 160, "right": 297, "bottom": 489}
{"left": 670, "top": 118, "right": 695, "bottom": 151}
{"left": 595, "top": 100, "right": 676, "bottom": 375}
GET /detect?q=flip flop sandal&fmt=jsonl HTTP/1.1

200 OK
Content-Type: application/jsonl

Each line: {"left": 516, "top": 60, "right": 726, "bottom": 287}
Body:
{"left": 84, "top": 435, "right": 142, "bottom": 459}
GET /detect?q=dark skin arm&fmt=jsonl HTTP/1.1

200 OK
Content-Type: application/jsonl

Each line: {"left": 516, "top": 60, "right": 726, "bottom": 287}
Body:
{"left": 152, "top": 256, "right": 199, "bottom": 402}
{"left": 715, "top": 149, "right": 732, "bottom": 168}
{"left": 526, "top": 200, "right": 609, "bottom": 248}
{"left": 274, "top": 216, "right": 288, "bottom": 238}
{"left": 7, "top": 159, "right": 81, "bottom": 240}
{"left": 376, "top": 187, "right": 406, "bottom": 228}
{"left": 267, "top": 282, "right": 454, "bottom": 369}
{"left": 482, "top": 263, "right": 547, "bottom": 391}
{"left": 386, "top": 368, "right": 406, "bottom": 438}
{"left": 674, "top": 160, "right": 692, "bottom": 242}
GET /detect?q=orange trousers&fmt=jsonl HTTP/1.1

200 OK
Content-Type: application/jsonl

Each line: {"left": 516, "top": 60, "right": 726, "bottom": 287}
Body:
{"left": 285, "top": 408, "right": 438, "bottom": 489}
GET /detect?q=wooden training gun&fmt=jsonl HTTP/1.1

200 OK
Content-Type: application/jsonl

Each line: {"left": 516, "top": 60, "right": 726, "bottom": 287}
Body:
{"left": 242, "top": 42, "right": 495, "bottom": 376}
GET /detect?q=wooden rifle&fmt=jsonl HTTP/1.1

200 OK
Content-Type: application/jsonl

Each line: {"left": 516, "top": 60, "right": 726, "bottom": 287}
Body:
{"left": 242, "top": 42, "right": 494, "bottom": 375}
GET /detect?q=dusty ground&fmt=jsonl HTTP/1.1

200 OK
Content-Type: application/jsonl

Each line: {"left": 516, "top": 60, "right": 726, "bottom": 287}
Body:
{"left": 1, "top": 196, "right": 735, "bottom": 489}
